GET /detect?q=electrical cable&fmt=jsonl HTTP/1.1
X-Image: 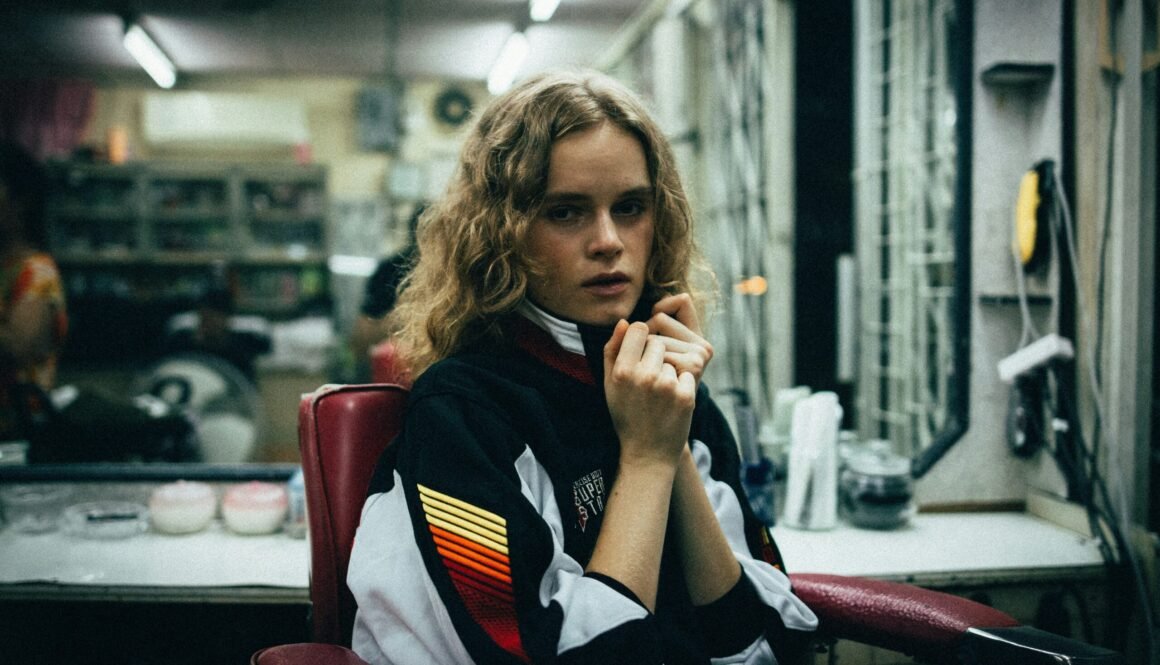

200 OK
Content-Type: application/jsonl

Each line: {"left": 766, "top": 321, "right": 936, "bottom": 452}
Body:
{"left": 1011, "top": 237, "right": 1041, "bottom": 347}
{"left": 1089, "top": 32, "right": 1120, "bottom": 484}
{"left": 1051, "top": 166, "right": 1158, "bottom": 664}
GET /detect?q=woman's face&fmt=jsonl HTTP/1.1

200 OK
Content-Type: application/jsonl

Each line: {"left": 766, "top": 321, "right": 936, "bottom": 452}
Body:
{"left": 525, "top": 121, "right": 655, "bottom": 327}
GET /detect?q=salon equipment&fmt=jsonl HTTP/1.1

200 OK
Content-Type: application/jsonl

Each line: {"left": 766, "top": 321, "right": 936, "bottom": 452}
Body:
{"left": 12, "top": 381, "right": 198, "bottom": 464}
{"left": 249, "top": 383, "right": 1121, "bottom": 665}
{"left": 133, "top": 352, "right": 264, "bottom": 464}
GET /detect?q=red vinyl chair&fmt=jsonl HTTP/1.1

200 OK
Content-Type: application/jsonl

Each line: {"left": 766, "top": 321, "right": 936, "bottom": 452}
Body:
{"left": 252, "top": 383, "right": 1122, "bottom": 665}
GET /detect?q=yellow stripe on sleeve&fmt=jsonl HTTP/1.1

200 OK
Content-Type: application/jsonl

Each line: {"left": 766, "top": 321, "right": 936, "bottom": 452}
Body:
{"left": 422, "top": 503, "right": 508, "bottom": 546}
{"left": 417, "top": 484, "right": 506, "bottom": 528}
{"left": 426, "top": 516, "right": 510, "bottom": 555}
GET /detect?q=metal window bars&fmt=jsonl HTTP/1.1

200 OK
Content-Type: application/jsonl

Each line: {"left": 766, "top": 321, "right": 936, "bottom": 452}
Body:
{"left": 700, "top": 0, "right": 788, "bottom": 420}
{"left": 855, "top": 0, "right": 958, "bottom": 456}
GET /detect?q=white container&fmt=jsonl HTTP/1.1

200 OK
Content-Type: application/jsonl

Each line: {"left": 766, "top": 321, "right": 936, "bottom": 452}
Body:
{"left": 62, "top": 501, "right": 149, "bottom": 540}
{"left": 222, "top": 481, "right": 288, "bottom": 535}
{"left": 781, "top": 392, "right": 842, "bottom": 530}
{"left": 149, "top": 481, "right": 217, "bottom": 534}
{"left": 1, "top": 484, "right": 72, "bottom": 533}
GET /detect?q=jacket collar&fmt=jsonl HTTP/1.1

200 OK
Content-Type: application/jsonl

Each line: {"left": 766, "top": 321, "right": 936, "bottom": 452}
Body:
{"left": 512, "top": 299, "right": 653, "bottom": 386}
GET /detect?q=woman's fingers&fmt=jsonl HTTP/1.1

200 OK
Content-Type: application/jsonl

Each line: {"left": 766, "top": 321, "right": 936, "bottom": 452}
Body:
{"left": 606, "top": 321, "right": 647, "bottom": 376}
{"left": 641, "top": 334, "right": 667, "bottom": 372}
{"left": 642, "top": 333, "right": 711, "bottom": 382}
{"left": 648, "top": 294, "right": 713, "bottom": 378}
{"left": 652, "top": 293, "right": 701, "bottom": 337}
{"left": 677, "top": 368, "right": 697, "bottom": 398}
{"left": 603, "top": 319, "right": 630, "bottom": 375}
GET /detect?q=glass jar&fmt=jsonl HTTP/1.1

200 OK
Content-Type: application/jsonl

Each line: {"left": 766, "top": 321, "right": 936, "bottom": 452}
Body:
{"left": 1, "top": 484, "right": 73, "bottom": 533}
{"left": 839, "top": 440, "right": 915, "bottom": 529}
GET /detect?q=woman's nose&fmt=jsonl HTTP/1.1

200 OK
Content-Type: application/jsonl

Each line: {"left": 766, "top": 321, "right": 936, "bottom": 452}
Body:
{"left": 589, "top": 210, "right": 623, "bottom": 257}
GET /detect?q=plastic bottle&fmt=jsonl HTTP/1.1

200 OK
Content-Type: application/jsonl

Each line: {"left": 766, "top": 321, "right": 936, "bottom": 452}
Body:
{"left": 286, "top": 467, "right": 307, "bottom": 538}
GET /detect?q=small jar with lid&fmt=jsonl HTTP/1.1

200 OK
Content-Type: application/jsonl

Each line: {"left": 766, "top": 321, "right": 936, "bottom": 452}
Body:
{"left": 839, "top": 440, "right": 916, "bottom": 529}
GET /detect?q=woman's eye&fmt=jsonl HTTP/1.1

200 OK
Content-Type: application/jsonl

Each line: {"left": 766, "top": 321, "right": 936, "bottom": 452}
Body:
{"left": 545, "top": 206, "right": 581, "bottom": 222}
{"left": 612, "top": 200, "right": 645, "bottom": 217}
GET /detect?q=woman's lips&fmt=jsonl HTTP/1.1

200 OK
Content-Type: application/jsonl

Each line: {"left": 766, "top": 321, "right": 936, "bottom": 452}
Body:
{"left": 582, "top": 273, "right": 630, "bottom": 297}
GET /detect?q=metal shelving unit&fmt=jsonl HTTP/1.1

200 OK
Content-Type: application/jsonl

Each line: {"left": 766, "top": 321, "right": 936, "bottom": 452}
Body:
{"left": 46, "top": 161, "right": 331, "bottom": 361}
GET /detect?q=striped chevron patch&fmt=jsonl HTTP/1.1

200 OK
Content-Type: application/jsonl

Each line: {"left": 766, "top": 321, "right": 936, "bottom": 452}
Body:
{"left": 759, "top": 526, "right": 785, "bottom": 571}
{"left": 417, "top": 484, "right": 529, "bottom": 662}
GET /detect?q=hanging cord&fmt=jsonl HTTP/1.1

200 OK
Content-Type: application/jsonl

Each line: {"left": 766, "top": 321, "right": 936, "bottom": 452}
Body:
{"left": 1010, "top": 230, "right": 1042, "bottom": 348}
{"left": 1052, "top": 166, "right": 1158, "bottom": 662}
{"left": 1089, "top": 34, "right": 1120, "bottom": 488}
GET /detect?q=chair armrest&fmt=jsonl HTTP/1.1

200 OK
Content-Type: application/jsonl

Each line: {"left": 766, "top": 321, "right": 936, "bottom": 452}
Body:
{"left": 251, "top": 643, "right": 370, "bottom": 665}
{"left": 789, "top": 573, "right": 1122, "bottom": 664}
{"left": 789, "top": 573, "right": 1020, "bottom": 660}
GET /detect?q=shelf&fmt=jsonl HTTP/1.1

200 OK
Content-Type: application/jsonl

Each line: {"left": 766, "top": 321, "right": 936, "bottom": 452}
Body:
{"left": 152, "top": 208, "right": 232, "bottom": 222}
{"left": 47, "top": 161, "right": 330, "bottom": 318}
{"left": 51, "top": 205, "right": 136, "bottom": 220}
{"left": 980, "top": 62, "right": 1055, "bottom": 87}
{"left": 58, "top": 252, "right": 138, "bottom": 266}
{"left": 248, "top": 210, "right": 326, "bottom": 223}
{"left": 148, "top": 251, "right": 237, "bottom": 265}
{"left": 238, "top": 252, "right": 328, "bottom": 265}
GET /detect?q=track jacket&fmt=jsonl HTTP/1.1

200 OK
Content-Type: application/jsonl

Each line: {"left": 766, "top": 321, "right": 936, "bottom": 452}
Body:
{"left": 348, "top": 302, "right": 817, "bottom": 664}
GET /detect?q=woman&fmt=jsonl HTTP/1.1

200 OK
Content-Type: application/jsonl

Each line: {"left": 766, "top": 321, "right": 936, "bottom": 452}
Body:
{"left": 0, "top": 141, "right": 67, "bottom": 441}
{"left": 347, "top": 70, "right": 816, "bottom": 664}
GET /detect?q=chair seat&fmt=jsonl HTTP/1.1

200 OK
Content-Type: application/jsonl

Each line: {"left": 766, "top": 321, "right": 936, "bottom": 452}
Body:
{"left": 251, "top": 643, "right": 369, "bottom": 665}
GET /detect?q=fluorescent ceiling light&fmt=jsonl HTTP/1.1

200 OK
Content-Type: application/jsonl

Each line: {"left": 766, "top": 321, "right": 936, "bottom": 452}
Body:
{"left": 530, "top": 0, "right": 561, "bottom": 22}
{"left": 123, "top": 22, "right": 177, "bottom": 89}
{"left": 487, "top": 31, "right": 529, "bottom": 95}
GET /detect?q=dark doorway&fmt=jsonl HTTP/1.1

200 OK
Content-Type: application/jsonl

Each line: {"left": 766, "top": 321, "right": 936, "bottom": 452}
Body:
{"left": 793, "top": 1, "right": 854, "bottom": 421}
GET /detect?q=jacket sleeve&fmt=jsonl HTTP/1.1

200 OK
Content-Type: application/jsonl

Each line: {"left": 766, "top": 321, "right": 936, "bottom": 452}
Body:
{"left": 348, "top": 387, "right": 668, "bottom": 665}
{"left": 686, "top": 390, "right": 818, "bottom": 664}
{"left": 684, "top": 438, "right": 818, "bottom": 663}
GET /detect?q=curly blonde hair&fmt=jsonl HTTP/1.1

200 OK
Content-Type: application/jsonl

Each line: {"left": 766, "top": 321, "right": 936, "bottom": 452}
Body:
{"left": 389, "top": 69, "right": 712, "bottom": 377}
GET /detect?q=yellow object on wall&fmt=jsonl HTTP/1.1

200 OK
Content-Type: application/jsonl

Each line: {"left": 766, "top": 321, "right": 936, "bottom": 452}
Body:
{"left": 1014, "top": 168, "right": 1041, "bottom": 266}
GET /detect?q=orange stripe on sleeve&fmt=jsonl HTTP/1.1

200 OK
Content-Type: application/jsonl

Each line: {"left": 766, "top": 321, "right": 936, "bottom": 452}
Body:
{"left": 444, "top": 559, "right": 515, "bottom": 600}
{"left": 429, "top": 525, "right": 509, "bottom": 566}
{"left": 436, "top": 544, "right": 513, "bottom": 586}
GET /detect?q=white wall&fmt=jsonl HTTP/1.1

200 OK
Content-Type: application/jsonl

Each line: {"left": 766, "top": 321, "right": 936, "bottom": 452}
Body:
{"left": 917, "top": 0, "right": 1070, "bottom": 506}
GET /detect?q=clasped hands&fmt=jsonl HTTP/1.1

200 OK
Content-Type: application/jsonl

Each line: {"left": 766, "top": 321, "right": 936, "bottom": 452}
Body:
{"left": 603, "top": 293, "right": 713, "bottom": 466}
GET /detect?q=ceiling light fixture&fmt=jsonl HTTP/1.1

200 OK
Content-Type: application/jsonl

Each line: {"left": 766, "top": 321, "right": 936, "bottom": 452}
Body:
{"left": 487, "top": 31, "right": 529, "bottom": 95}
{"left": 530, "top": 0, "right": 561, "bottom": 22}
{"left": 123, "top": 20, "right": 177, "bottom": 89}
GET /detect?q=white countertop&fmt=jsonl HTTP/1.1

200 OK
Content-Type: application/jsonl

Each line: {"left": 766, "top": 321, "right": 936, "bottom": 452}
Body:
{"left": 774, "top": 512, "right": 1106, "bottom": 584}
{"left": 0, "top": 511, "right": 1104, "bottom": 602}
{"left": 0, "top": 518, "right": 308, "bottom": 597}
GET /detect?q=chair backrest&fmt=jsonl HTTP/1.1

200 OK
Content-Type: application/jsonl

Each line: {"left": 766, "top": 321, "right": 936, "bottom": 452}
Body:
{"left": 298, "top": 383, "right": 409, "bottom": 645}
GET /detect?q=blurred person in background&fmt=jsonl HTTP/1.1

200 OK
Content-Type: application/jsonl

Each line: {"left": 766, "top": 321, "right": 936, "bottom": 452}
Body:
{"left": 163, "top": 286, "right": 272, "bottom": 383}
{"left": 0, "top": 140, "right": 67, "bottom": 441}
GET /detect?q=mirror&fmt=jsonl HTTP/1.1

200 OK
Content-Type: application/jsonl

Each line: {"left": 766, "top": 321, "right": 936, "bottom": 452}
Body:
{"left": 852, "top": 0, "right": 972, "bottom": 478}
{"left": 2, "top": 1, "right": 971, "bottom": 481}
{"left": 0, "top": 4, "right": 641, "bottom": 481}
{"left": 599, "top": 0, "right": 972, "bottom": 479}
